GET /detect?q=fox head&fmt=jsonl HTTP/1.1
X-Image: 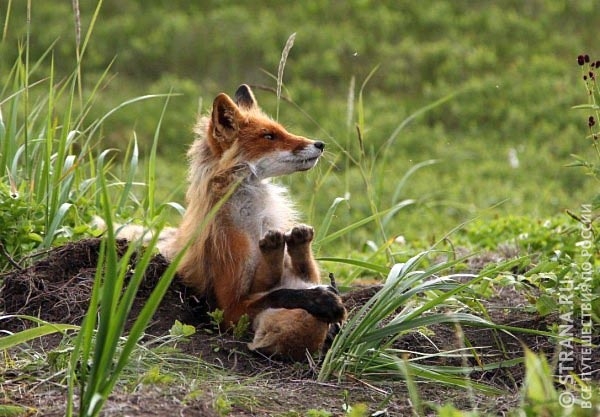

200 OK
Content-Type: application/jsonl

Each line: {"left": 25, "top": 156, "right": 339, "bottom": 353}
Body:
{"left": 208, "top": 85, "right": 324, "bottom": 179}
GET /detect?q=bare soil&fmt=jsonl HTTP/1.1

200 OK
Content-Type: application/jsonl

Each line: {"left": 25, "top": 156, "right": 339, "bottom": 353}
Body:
{"left": 1, "top": 239, "right": 598, "bottom": 416}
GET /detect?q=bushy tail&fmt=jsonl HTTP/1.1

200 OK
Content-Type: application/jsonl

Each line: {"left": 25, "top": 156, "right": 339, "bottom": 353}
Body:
{"left": 91, "top": 216, "right": 177, "bottom": 258}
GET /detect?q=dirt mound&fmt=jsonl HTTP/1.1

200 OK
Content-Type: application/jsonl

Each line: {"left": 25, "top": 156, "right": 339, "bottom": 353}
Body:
{"left": 0, "top": 239, "right": 209, "bottom": 335}
{"left": 0, "top": 238, "right": 556, "bottom": 362}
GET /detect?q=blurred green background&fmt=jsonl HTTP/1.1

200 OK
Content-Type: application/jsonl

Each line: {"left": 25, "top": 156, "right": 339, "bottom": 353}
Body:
{"left": 1, "top": 0, "right": 596, "bottom": 244}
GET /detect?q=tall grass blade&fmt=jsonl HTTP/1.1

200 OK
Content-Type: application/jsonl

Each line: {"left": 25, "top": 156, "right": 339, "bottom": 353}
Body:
{"left": 398, "top": 355, "right": 424, "bottom": 416}
{"left": 76, "top": 0, "right": 103, "bottom": 67}
{"left": 1, "top": 0, "right": 12, "bottom": 42}
{"left": 389, "top": 159, "right": 439, "bottom": 206}
{"left": 42, "top": 202, "right": 73, "bottom": 247}
{"left": 145, "top": 92, "right": 173, "bottom": 219}
{"left": 356, "top": 65, "right": 380, "bottom": 139}
{"left": 276, "top": 32, "right": 296, "bottom": 120}
{"left": 68, "top": 149, "right": 237, "bottom": 417}
{"left": 377, "top": 91, "right": 459, "bottom": 162}
{"left": 313, "top": 196, "right": 348, "bottom": 254}
{"left": 316, "top": 199, "right": 415, "bottom": 247}
{"left": 116, "top": 135, "right": 139, "bottom": 213}
{"left": 66, "top": 227, "right": 106, "bottom": 417}
{"left": 87, "top": 94, "right": 175, "bottom": 142}
{"left": 316, "top": 257, "right": 389, "bottom": 275}
{"left": 0, "top": 317, "right": 78, "bottom": 349}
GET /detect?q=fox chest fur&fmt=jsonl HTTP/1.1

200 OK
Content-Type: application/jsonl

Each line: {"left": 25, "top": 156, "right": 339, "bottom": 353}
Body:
{"left": 228, "top": 180, "right": 296, "bottom": 242}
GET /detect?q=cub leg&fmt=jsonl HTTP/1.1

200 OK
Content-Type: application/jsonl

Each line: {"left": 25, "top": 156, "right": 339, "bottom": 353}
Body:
{"left": 246, "top": 286, "right": 347, "bottom": 324}
{"left": 252, "top": 230, "right": 285, "bottom": 293}
{"left": 284, "top": 224, "right": 320, "bottom": 282}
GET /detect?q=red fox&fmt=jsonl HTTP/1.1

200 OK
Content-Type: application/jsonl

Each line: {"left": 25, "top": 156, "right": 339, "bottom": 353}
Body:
{"left": 171, "top": 84, "right": 346, "bottom": 360}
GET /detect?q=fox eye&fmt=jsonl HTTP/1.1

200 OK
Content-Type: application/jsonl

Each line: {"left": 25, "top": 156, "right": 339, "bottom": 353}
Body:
{"left": 263, "top": 132, "right": 276, "bottom": 140}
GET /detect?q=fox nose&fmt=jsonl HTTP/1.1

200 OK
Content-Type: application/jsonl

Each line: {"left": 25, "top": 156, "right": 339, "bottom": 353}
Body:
{"left": 314, "top": 141, "right": 325, "bottom": 151}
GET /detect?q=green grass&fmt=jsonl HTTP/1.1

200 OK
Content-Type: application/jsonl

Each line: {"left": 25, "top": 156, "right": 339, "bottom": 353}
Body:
{"left": 1, "top": 0, "right": 597, "bottom": 242}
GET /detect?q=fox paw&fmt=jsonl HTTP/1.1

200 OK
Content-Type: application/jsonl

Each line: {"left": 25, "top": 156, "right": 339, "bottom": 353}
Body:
{"left": 284, "top": 224, "right": 314, "bottom": 247}
{"left": 259, "top": 230, "right": 285, "bottom": 251}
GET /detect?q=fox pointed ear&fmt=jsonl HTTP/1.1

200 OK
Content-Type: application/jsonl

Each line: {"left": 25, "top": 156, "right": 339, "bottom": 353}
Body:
{"left": 234, "top": 84, "right": 257, "bottom": 110}
{"left": 212, "top": 93, "right": 240, "bottom": 141}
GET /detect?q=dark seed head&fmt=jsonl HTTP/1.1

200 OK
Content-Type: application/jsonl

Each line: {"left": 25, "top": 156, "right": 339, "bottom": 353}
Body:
{"left": 589, "top": 116, "right": 595, "bottom": 127}
{"left": 585, "top": 54, "right": 591, "bottom": 63}
{"left": 578, "top": 55, "right": 585, "bottom": 66}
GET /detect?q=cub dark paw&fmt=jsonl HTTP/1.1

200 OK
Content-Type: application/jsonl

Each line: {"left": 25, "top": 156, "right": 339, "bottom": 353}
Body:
{"left": 309, "top": 287, "right": 347, "bottom": 323}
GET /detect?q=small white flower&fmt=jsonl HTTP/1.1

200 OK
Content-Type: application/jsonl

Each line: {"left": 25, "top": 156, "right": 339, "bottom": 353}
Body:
{"left": 508, "top": 148, "right": 520, "bottom": 168}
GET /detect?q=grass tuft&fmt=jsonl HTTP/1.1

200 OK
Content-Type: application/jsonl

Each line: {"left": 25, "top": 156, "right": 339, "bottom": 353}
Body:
{"left": 318, "top": 253, "right": 548, "bottom": 393}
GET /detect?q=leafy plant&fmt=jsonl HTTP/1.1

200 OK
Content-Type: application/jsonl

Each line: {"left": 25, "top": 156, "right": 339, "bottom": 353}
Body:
{"left": 319, "top": 253, "right": 540, "bottom": 390}
{"left": 0, "top": 181, "right": 45, "bottom": 264}
{"left": 233, "top": 314, "right": 251, "bottom": 339}
{"left": 0, "top": 1, "right": 185, "bottom": 274}
{"left": 208, "top": 309, "right": 225, "bottom": 328}
{"left": 169, "top": 319, "right": 196, "bottom": 339}
{"left": 573, "top": 53, "right": 600, "bottom": 209}
{"left": 214, "top": 391, "right": 233, "bottom": 416}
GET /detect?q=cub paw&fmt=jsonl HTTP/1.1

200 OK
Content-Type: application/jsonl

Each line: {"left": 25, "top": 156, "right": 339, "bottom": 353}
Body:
{"left": 309, "top": 287, "right": 347, "bottom": 323}
{"left": 322, "top": 322, "right": 342, "bottom": 353}
{"left": 284, "top": 224, "right": 314, "bottom": 247}
{"left": 259, "top": 230, "right": 285, "bottom": 251}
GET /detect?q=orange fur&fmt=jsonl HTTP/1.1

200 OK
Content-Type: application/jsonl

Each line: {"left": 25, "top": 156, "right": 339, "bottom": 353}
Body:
{"left": 171, "top": 85, "right": 345, "bottom": 359}
{"left": 248, "top": 309, "right": 329, "bottom": 361}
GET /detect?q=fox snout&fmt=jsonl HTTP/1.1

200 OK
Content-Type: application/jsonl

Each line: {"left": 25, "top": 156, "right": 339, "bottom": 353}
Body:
{"left": 300, "top": 139, "right": 324, "bottom": 155}
{"left": 289, "top": 139, "right": 324, "bottom": 173}
{"left": 301, "top": 139, "right": 325, "bottom": 159}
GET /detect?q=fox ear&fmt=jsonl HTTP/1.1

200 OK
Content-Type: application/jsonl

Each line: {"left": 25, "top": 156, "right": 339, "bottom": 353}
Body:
{"left": 212, "top": 93, "right": 240, "bottom": 141}
{"left": 234, "top": 84, "right": 257, "bottom": 110}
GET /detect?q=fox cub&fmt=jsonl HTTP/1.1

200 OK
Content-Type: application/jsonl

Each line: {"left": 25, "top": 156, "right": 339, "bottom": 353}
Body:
{"left": 171, "top": 84, "right": 346, "bottom": 360}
